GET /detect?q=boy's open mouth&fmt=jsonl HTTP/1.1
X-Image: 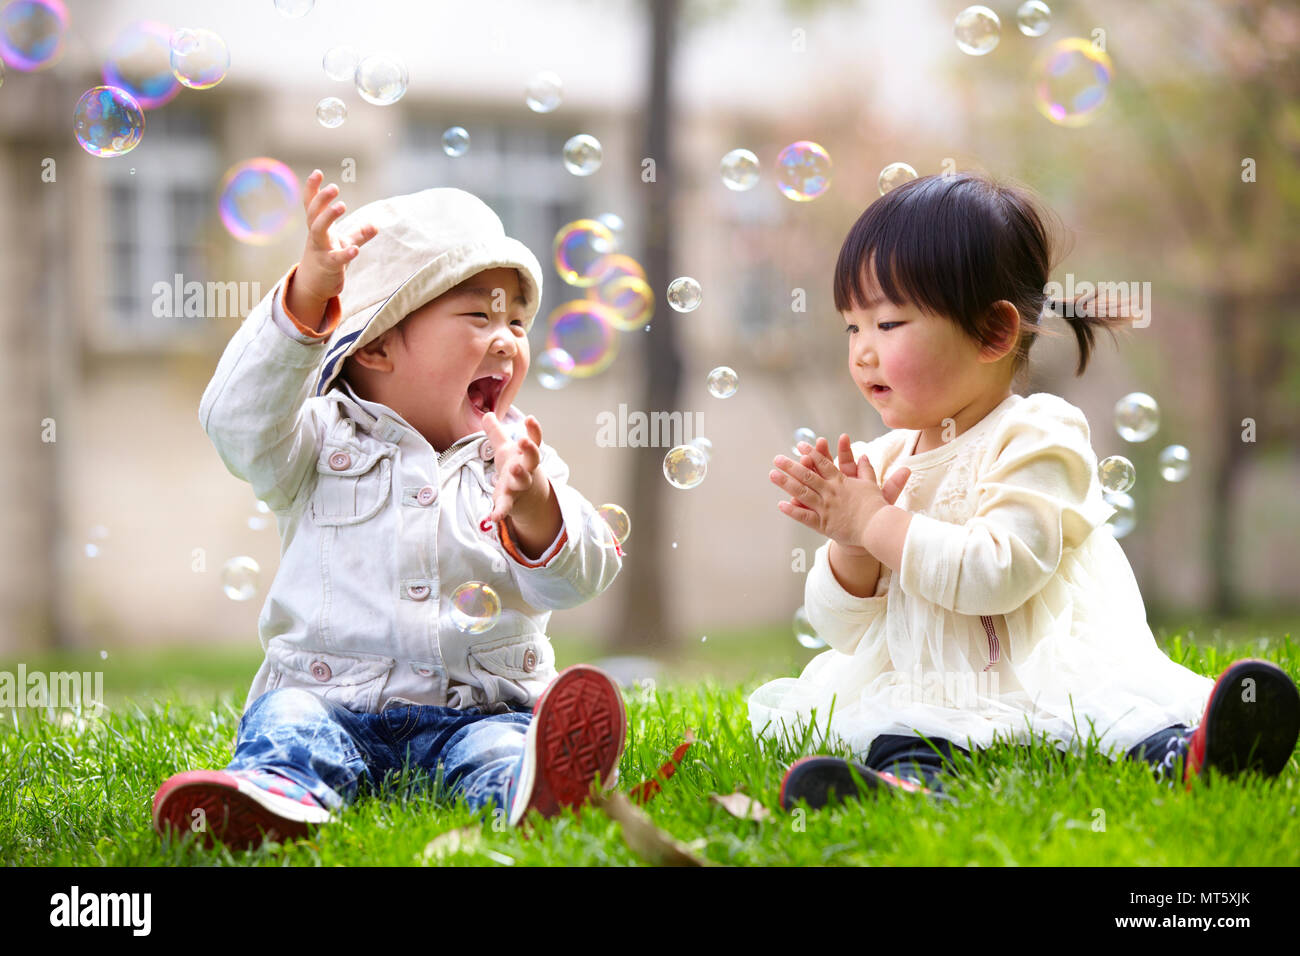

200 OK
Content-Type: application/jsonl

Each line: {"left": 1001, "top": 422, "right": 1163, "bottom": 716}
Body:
{"left": 467, "top": 374, "right": 507, "bottom": 415}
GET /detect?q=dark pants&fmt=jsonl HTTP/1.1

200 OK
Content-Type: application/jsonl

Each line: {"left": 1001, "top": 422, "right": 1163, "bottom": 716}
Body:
{"left": 863, "top": 724, "right": 1194, "bottom": 790}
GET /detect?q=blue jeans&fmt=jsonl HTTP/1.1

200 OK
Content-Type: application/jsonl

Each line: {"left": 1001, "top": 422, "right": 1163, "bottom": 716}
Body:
{"left": 225, "top": 687, "right": 533, "bottom": 814}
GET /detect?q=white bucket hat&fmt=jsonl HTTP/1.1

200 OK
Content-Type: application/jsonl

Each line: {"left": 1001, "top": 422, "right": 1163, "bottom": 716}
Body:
{"left": 313, "top": 187, "right": 544, "bottom": 397}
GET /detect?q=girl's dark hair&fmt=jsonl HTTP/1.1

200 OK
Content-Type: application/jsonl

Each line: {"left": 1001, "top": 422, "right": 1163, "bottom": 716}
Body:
{"left": 832, "top": 171, "right": 1128, "bottom": 378}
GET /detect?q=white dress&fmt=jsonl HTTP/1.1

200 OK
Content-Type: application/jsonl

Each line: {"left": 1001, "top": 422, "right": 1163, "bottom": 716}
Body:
{"left": 749, "top": 392, "right": 1214, "bottom": 759}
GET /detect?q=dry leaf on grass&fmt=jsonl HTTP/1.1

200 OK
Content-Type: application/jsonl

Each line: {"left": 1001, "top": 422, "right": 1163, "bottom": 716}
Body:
{"left": 593, "top": 791, "right": 710, "bottom": 867}
{"left": 710, "top": 791, "right": 771, "bottom": 822}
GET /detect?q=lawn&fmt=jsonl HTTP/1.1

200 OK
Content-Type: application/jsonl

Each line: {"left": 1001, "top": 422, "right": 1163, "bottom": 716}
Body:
{"left": 3, "top": 618, "right": 1298, "bottom": 866}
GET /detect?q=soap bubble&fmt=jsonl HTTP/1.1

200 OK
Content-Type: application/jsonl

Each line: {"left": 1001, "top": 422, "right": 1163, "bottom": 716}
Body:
{"left": 1098, "top": 455, "right": 1135, "bottom": 494}
{"left": 954, "top": 5, "right": 1000, "bottom": 56}
{"left": 1033, "top": 37, "right": 1113, "bottom": 127}
{"left": 355, "top": 52, "right": 408, "bottom": 105}
{"left": 689, "top": 436, "right": 713, "bottom": 461}
{"left": 545, "top": 301, "right": 619, "bottom": 378}
{"left": 775, "top": 140, "right": 831, "bottom": 201}
{"left": 0, "top": 0, "right": 68, "bottom": 71}
{"left": 73, "top": 86, "right": 145, "bottom": 158}
{"left": 442, "top": 126, "right": 470, "bottom": 157}
{"left": 218, "top": 158, "right": 299, "bottom": 244}
{"left": 878, "top": 161, "right": 917, "bottom": 195}
{"left": 707, "top": 366, "right": 738, "bottom": 399}
{"left": 666, "top": 276, "right": 702, "bottom": 313}
{"left": 274, "top": 0, "right": 314, "bottom": 18}
{"left": 595, "top": 275, "right": 654, "bottom": 331}
{"left": 315, "top": 96, "right": 346, "bottom": 128}
{"left": 1114, "top": 392, "right": 1159, "bottom": 442}
{"left": 553, "top": 219, "right": 616, "bottom": 287}
{"left": 102, "top": 21, "right": 180, "bottom": 110}
{"left": 451, "top": 581, "right": 501, "bottom": 634}
{"left": 562, "top": 134, "right": 602, "bottom": 176}
{"left": 322, "top": 45, "right": 357, "bottom": 81}
{"left": 222, "top": 556, "right": 260, "bottom": 601}
{"left": 595, "top": 503, "right": 631, "bottom": 545}
{"left": 720, "top": 148, "right": 760, "bottom": 191}
{"left": 535, "top": 348, "right": 575, "bottom": 390}
{"left": 170, "top": 28, "right": 229, "bottom": 89}
{"left": 663, "top": 444, "right": 708, "bottom": 490}
{"left": 525, "top": 70, "right": 563, "bottom": 112}
{"left": 1103, "top": 491, "right": 1135, "bottom": 539}
{"left": 595, "top": 212, "right": 624, "bottom": 243}
{"left": 793, "top": 427, "right": 816, "bottom": 453}
{"left": 1016, "top": 1, "right": 1051, "bottom": 37}
{"left": 794, "top": 606, "right": 826, "bottom": 650}
{"left": 1157, "top": 445, "right": 1190, "bottom": 482}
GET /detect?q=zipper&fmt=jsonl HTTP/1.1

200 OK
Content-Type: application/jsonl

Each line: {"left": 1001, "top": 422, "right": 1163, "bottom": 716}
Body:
{"left": 979, "top": 615, "right": 1001, "bottom": 672}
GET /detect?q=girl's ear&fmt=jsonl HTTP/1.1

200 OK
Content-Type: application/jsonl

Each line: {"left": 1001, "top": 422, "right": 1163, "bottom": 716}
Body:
{"left": 981, "top": 301, "right": 1021, "bottom": 358}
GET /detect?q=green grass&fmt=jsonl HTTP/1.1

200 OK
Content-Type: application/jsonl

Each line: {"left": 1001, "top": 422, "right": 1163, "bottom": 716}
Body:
{"left": 3, "top": 624, "right": 1299, "bottom": 866}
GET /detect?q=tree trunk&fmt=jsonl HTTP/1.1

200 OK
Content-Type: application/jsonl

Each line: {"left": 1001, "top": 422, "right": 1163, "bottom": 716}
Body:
{"left": 612, "top": 0, "right": 682, "bottom": 653}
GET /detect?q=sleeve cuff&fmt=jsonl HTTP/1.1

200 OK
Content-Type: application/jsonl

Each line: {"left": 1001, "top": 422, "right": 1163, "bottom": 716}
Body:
{"left": 809, "top": 542, "right": 890, "bottom": 617}
{"left": 275, "top": 264, "right": 342, "bottom": 341}
{"left": 498, "top": 514, "right": 568, "bottom": 568}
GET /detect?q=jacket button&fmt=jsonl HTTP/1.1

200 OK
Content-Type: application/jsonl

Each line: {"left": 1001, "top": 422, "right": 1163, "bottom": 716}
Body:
{"left": 479, "top": 442, "right": 494, "bottom": 461}
{"left": 416, "top": 666, "right": 433, "bottom": 677}
{"left": 522, "top": 649, "right": 537, "bottom": 673}
{"left": 329, "top": 451, "right": 351, "bottom": 471}
{"left": 310, "top": 660, "right": 331, "bottom": 681}
{"left": 407, "top": 584, "right": 430, "bottom": 601}
{"left": 417, "top": 485, "right": 435, "bottom": 505}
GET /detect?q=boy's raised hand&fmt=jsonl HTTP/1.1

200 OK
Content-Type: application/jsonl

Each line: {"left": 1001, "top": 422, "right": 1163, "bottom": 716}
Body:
{"left": 482, "top": 411, "right": 548, "bottom": 527}
{"left": 286, "top": 170, "right": 379, "bottom": 325}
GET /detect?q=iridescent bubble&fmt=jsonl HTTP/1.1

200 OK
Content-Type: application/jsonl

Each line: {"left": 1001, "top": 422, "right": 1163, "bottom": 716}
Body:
{"left": 596, "top": 503, "right": 631, "bottom": 545}
{"left": 525, "top": 70, "right": 563, "bottom": 113}
{"left": 663, "top": 444, "right": 708, "bottom": 490}
{"left": 315, "top": 96, "right": 346, "bottom": 128}
{"left": 170, "top": 28, "right": 229, "bottom": 89}
{"left": 793, "top": 427, "right": 817, "bottom": 453}
{"left": 442, "top": 126, "right": 470, "bottom": 157}
{"left": 535, "top": 347, "right": 575, "bottom": 390}
{"left": 775, "top": 140, "right": 832, "bottom": 201}
{"left": 218, "top": 158, "right": 299, "bottom": 244}
{"left": 689, "top": 436, "right": 713, "bottom": 461}
{"left": 1016, "top": 0, "right": 1051, "bottom": 37}
{"left": 666, "top": 276, "right": 702, "bottom": 313}
{"left": 222, "top": 556, "right": 260, "bottom": 601}
{"left": 954, "top": 5, "right": 1001, "bottom": 56}
{"left": 1158, "top": 444, "right": 1190, "bottom": 483}
{"left": 355, "top": 52, "right": 408, "bottom": 105}
{"left": 720, "top": 148, "right": 759, "bottom": 191}
{"left": 794, "top": 606, "right": 826, "bottom": 650}
{"left": 878, "top": 161, "right": 917, "bottom": 195}
{"left": 545, "top": 301, "right": 619, "bottom": 377}
{"left": 102, "top": 20, "right": 180, "bottom": 110}
{"left": 0, "top": 0, "right": 68, "bottom": 72}
{"left": 451, "top": 581, "right": 501, "bottom": 634}
{"left": 562, "top": 134, "right": 602, "bottom": 176}
{"left": 322, "top": 45, "right": 357, "bottom": 81}
{"left": 1033, "top": 37, "right": 1114, "bottom": 127}
{"left": 553, "top": 219, "right": 615, "bottom": 287}
{"left": 1114, "top": 392, "right": 1159, "bottom": 442}
{"left": 707, "top": 366, "right": 738, "bottom": 399}
{"left": 1098, "top": 455, "right": 1135, "bottom": 494}
{"left": 73, "top": 86, "right": 145, "bottom": 158}
{"left": 595, "top": 276, "right": 654, "bottom": 331}
{"left": 1103, "top": 491, "right": 1135, "bottom": 539}
{"left": 274, "top": 0, "right": 314, "bottom": 18}
{"left": 595, "top": 212, "right": 624, "bottom": 245}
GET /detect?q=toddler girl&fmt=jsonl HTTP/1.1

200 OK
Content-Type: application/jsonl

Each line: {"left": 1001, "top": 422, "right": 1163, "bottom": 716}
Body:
{"left": 751, "top": 171, "right": 1299, "bottom": 807}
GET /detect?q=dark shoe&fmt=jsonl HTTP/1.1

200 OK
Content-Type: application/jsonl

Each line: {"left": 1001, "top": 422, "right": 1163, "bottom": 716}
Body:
{"left": 1184, "top": 658, "right": 1300, "bottom": 788}
{"left": 779, "top": 755, "right": 947, "bottom": 811}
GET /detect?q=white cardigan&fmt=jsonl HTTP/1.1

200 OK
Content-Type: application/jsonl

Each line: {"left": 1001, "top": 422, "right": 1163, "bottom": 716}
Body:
{"left": 749, "top": 392, "right": 1213, "bottom": 758}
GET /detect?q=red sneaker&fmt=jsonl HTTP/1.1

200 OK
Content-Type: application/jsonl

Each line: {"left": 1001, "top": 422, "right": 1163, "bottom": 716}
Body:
{"left": 153, "top": 768, "right": 333, "bottom": 850}
{"left": 507, "top": 665, "right": 627, "bottom": 825}
{"left": 1184, "top": 658, "right": 1300, "bottom": 789}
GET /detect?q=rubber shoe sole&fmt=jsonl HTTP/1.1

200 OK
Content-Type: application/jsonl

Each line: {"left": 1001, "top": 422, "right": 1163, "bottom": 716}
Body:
{"left": 508, "top": 665, "right": 627, "bottom": 825}
{"left": 779, "top": 755, "right": 941, "bottom": 811}
{"left": 152, "top": 770, "right": 333, "bottom": 850}
{"left": 1185, "top": 658, "right": 1300, "bottom": 788}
